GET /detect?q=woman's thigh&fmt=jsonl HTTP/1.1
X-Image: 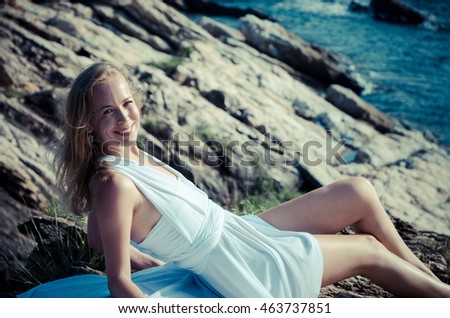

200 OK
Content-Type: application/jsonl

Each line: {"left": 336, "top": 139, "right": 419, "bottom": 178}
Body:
{"left": 313, "top": 234, "right": 382, "bottom": 287}
{"left": 258, "top": 177, "right": 374, "bottom": 234}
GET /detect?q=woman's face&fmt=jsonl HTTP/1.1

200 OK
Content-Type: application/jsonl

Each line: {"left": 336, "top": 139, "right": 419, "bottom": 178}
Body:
{"left": 89, "top": 73, "right": 140, "bottom": 155}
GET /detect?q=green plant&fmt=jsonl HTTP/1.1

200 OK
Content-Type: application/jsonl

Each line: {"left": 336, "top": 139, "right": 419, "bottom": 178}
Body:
{"left": 0, "top": 85, "right": 26, "bottom": 98}
{"left": 12, "top": 203, "right": 104, "bottom": 291}
{"left": 232, "top": 188, "right": 300, "bottom": 217}
{"left": 231, "top": 168, "right": 302, "bottom": 216}
{"left": 194, "top": 126, "right": 237, "bottom": 157}
{"left": 136, "top": 134, "right": 148, "bottom": 151}
{"left": 146, "top": 46, "right": 194, "bottom": 74}
{"left": 194, "top": 125, "right": 217, "bottom": 143}
{"left": 45, "top": 198, "right": 85, "bottom": 222}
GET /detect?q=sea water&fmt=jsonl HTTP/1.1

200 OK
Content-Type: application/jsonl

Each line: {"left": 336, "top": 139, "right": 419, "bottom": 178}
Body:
{"left": 197, "top": 0, "right": 450, "bottom": 147}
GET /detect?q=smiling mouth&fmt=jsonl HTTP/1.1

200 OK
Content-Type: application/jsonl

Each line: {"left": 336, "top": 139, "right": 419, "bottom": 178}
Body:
{"left": 114, "top": 124, "right": 134, "bottom": 136}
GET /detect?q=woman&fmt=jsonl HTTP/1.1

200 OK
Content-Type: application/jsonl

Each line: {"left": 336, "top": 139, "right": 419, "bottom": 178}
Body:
{"left": 48, "top": 62, "right": 449, "bottom": 298}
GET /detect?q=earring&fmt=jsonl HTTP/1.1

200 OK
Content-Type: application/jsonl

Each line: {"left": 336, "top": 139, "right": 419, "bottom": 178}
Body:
{"left": 87, "top": 132, "right": 94, "bottom": 143}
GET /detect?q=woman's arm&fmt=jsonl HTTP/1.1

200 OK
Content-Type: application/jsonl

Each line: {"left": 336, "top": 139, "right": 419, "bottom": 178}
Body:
{"left": 93, "top": 173, "right": 145, "bottom": 297}
{"left": 88, "top": 209, "right": 163, "bottom": 271}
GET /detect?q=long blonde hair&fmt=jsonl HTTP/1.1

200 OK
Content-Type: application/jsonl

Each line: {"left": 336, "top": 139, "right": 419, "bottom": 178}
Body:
{"left": 54, "top": 62, "right": 141, "bottom": 215}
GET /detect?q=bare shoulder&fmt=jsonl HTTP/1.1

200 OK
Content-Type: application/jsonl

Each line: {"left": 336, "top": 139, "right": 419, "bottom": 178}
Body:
{"left": 93, "top": 172, "right": 137, "bottom": 195}
{"left": 91, "top": 172, "right": 141, "bottom": 210}
{"left": 88, "top": 173, "right": 139, "bottom": 250}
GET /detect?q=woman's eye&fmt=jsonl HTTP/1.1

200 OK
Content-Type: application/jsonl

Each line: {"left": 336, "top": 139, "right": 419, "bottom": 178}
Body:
{"left": 124, "top": 100, "right": 133, "bottom": 106}
{"left": 103, "top": 109, "right": 112, "bottom": 115}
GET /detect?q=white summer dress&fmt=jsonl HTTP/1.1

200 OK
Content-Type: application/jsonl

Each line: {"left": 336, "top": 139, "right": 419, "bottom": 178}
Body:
{"left": 19, "top": 150, "right": 323, "bottom": 298}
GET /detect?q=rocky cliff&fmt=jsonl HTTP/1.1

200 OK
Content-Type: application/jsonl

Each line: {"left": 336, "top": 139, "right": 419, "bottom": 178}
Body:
{"left": 0, "top": 0, "right": 448, "bottom": 297}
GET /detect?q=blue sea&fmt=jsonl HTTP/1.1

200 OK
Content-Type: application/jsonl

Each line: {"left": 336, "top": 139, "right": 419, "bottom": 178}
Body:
{"left": 196, "top": 0, "right": 450, "bottom": 147}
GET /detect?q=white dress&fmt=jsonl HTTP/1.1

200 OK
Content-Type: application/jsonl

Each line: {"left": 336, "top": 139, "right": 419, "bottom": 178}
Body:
{"left": 19, "top": 150, "right": 323, "bottom": 298}
{"left": 111, "top": 150, "right": 323, "bottom": 297}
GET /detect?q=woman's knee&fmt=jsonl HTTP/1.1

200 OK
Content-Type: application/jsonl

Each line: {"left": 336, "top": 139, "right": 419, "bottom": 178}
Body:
{"left": 316, "top": 234, "right": 387, "bottom": 285}
{"left": 341, "top": 176, "right": 380, "bottom": 209}
{"left": 345, "top": 176, "right": 376, "bottom": 196}
{"left": 355, "top": 234, "right": 390, "bottom": 274}
{"left": 358, "top": 234, "right": 385, "bottom": 252}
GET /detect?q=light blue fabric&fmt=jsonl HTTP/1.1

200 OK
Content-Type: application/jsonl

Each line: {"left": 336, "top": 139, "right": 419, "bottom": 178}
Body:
{"left": 19, "top": 150, "right": 323, "bottom": 298}
{"left": 18, "top": 263, "right": 220, "bottom": 298}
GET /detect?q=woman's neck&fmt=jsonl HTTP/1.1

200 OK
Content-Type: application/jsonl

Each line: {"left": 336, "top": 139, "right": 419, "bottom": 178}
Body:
{"left": 101, "top": 145, "right": 141, "bottom": 160}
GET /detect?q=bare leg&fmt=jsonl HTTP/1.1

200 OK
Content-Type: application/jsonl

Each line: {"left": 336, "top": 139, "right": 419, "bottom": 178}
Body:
{"left": 258, "top": 177, "right": 438, "bottom": 280}
{"left": 315, "top": 234, "right": 450, "bottom": 297}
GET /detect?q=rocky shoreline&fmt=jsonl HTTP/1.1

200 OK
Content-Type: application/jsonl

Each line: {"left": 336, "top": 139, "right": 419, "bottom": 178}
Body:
{"left": 0, "top": 0, "right": 448, "bottom": 297}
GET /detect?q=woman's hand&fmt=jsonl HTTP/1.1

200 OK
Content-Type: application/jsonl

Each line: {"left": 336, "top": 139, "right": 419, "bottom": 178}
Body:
{"left": 130, "top": 245, "right": 165, "bottom": 270}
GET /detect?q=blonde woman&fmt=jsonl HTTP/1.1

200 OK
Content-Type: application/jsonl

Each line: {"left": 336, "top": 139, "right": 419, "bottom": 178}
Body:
{"left": 23, "top": 62, "right": 450, "bottom": 298}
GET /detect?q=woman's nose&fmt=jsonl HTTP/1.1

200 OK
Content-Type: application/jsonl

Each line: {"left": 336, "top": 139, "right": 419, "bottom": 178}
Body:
{"left": 116, "top": 107, "right": 127, "bottom": 123}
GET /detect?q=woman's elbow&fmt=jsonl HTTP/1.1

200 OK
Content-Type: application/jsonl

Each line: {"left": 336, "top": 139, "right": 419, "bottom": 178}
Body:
{"left": 107, "top": 274, "right": 132, "bottom": 296}
{"left": 87, "top": 234, "right": 103, "bottom": 252}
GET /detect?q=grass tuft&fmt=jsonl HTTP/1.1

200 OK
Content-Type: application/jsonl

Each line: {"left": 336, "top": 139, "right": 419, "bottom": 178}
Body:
{"left": 146, "top": 46, "right": 194, "bottom": 75}
{"left": 12, "top": 201, "right": 104, "bottom": 291}
{"left": 231, "top": 171, "right": 302, "bottom": 216}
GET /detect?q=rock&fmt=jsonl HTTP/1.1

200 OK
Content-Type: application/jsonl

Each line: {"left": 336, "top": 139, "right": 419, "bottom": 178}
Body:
{"left": 320, "top": 276, "right": 393, "bottom": 298}
{"left": 338, "top": 148, "right": 450, "bottom": 235}
{"left": 0, "top": 155, "right": 46, "bottom": 211}
{"left": 92, "top": 3, "right": 174, "bottom": 54}
{"left": 0, "top": 96, "right": 59, "bottom": 142}
{"left": 349, "top": 1, "right": 369, "bottom": 13}
{"left": 9, "top": 215, "right": 96, "bottom": 294}
{"left": 0, "top": 93, "right": 59, "bottom": 295}
{"left": 325, "top": 84, "right": 397, "bottom": 133}
{"left": 199, "top": 16, "right": 245, "bottom": 42}
{"left": 0, "top": 6, "right": 92, "bottom": 81}
{"left": 202, "top": 89, "right": 252, "bottom": 126}
{"left": 161, "top": 0, "right": 189, "bottom": 12}
{"left": 0, "top": 58, "right": 15, "bottom": 86}
{"left": 0, "top": 0, "right": 445, "bottom": 233}
{"left": 239, "top": 15, "right": 363, "bottom": 93}
{"left": 0, "top": 37, "right": 44, "bottom": 92}
{"left": 164, "top": 0, "right": 274, "bottom": 21}
{"left": 422, "top": 129, "right": 438, "bottom": 144}
{"left": 24, "top": 87, "right": 68, "bottom": 124}
{"left": 122, "top": 0, "right": 212, "bottom": 50}
{"left": 18, "top": 215, "right": 86, "bottom": 248}
{"left": 0, "top": 188, "right": 37, "bottom": 296}
{"left": 370, "top": 0, "right": 427, "bottom": 24}
{"left": 48, "top": 67, "right": 77, "bottom": 87}
{"left": 391, "top": 216, "right": 450, "bottom": 283}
